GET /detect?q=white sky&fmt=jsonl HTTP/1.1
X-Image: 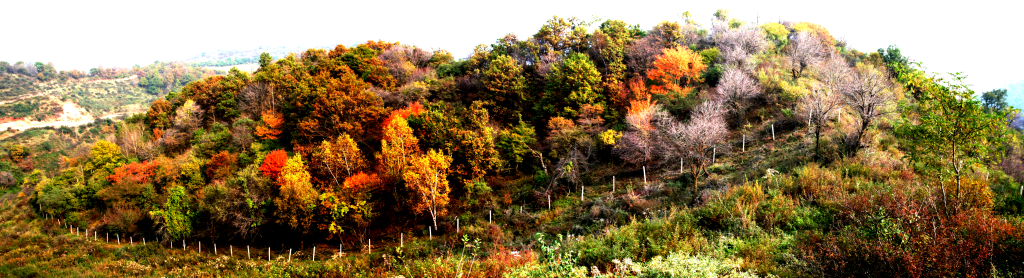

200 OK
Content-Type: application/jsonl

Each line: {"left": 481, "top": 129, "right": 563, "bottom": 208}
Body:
{"left": 2, "top": 0, "right": 1021, "bottom": 92}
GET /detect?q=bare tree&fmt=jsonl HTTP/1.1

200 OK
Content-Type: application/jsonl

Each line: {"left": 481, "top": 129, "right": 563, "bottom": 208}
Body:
{"left": 618, "top": 96, "right": 672, "bottom": 166}
{"left": 843, "top": 64, "right": 895, "bottom": 152}
{"left": 625, "top": 36, "right": 662, "bottom": 76}
{"left": 714, "top": 26, "right": 770, "bottom": 69}
{"left": 116, "top": 122, "right": 155, "bottom": 160}
{"left": 715, "top": 66, "right": 762, "bottom": 123}
{"left": 801, "top": 57, "right": 850, "bottom": 160}
{"left": 665, "top": 101, "right": 728, "bottom": 196}
{"left": 787, "top": 32, "right": 830, "bottom": 77}
{"left": 240, "top": 82, "right": 277, "bottom": 118}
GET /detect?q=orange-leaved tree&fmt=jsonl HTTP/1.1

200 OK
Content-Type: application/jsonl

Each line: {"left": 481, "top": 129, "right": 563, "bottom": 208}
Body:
{"left": 206, "top": 151, "right": 238, "bottom": 181}
{"left": 404, "top": 149, "right": 453, "bottom": 229}
{"left": 254, "top": 110, "right": 284, "bottom": 140}
{"left": 260, "top": 150, "right": 288, "bottom": 181}
{"left": 645, "top": 46, "right": 707, "bottom": 97}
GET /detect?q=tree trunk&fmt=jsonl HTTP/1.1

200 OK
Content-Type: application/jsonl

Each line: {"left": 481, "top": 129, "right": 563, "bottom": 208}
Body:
{"left": 814, "top": 124, "right": 822, "bottom": 161}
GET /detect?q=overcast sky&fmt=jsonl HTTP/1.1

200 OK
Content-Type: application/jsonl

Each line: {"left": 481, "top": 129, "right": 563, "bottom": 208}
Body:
{"left": 3, "top": 0, "right": 1021, "bottom": 93}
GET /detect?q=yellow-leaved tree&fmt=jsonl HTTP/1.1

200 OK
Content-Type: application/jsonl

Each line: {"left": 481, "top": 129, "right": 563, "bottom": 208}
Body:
{"left": 275, "top": 153, "right": 319, "bottom": 231}
{"left": 403, "top": 149, "right": 452, "bottom": 229}
{"left": 379, "top": 116, "right": 420, "bottom": 181}
{"left": 312, "top": 133, "right": 368, "bottom": 187}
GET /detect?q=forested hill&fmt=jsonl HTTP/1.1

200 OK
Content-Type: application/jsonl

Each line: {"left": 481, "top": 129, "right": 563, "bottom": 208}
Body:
{"left": 0, "top": 61, "right": 217, "bottom": 134}
{"left": 2, "top": 11, "right": 1023, "bottom": 277}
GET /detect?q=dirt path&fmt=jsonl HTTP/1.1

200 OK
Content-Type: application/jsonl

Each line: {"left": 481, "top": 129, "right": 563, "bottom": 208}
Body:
{"left": 0, "top": 100, "right": 96, "bottom": 132}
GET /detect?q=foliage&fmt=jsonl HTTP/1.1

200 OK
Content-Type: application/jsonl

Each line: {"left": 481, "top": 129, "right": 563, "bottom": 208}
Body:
{"left": 275, "top": 153, "right": 319, "bottom": 231}
{"left": 150, "top": 185, "right": 195, "bottom": 240}
{"left": 404, "top": 149, "right": 453, "bottom": 228}
{"left": 259, "top": 150, "right": 288, "bottom": 181}
{"left": 896, "top": 74, "right": 1011, "bottom": 212}
{"left": 646, "top": 46, "right": 707, "bottom": 97}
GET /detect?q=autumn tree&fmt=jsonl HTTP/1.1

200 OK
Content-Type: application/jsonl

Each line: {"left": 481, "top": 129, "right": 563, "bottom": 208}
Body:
{"left": 146, "top": 99, "right": 173, "bottom": 130}
{"left": 85, "top": 140, "right": 127, "bottom": 183}
{"left": 379, "top": 115, "right": 421, "bottom": 181}
{"left": 843, "top": 64, "right": 896, "bottom": 152}
{"left": 617, "top": 94, "right": 666, "bottom": 166}
{"left": 275, "top": 153, "right": 319, "bottom": 231}
{"left": 646, "top": 46, "right": 707, "bottom": 97}
{"left": 206, "top": 150, "right": 239, "bottom": 181}
{"left": 404, "top": 149, "right": 453, "bottom": 229}
{"left": 312, "top": 133, "right": 368, "bottom": 187}
{"left": 161, "top": 100, "right": 203, "bottom": 152}
{"left": 288, "top": 62, "right": 388, "bottom": 145}
{"left": 254, "top": 110, "right": 284, "bottom": 140}
{"left": 260, "top": 150, "right": 288, "bottom": 181}
{"left": 107, "top": 160, "right": 158, "bottom": 185}
{"left": 320, "top": 172, "right": 379, "bottom": 236}
{"left": 545, "top": 116, "right": 597, "bottom": 189}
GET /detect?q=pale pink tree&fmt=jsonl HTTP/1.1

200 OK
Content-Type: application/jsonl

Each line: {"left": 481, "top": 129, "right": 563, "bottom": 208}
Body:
{"left": 843, "top": 64, "right": 895, "bottom": 151}
{"left": 715, "top": 66, "right": 762, "bottom": 123}
{"left": 801, "top": 57, "right": 850, "bottom": 160}
{"left": 787, "top": 32, "right": 831, "bottom": 77}
{"left": 666, "top": 100, "right": 728, "bottom": 195}
{"left": 714, "top": 26, "right": 770, "bottom": 69}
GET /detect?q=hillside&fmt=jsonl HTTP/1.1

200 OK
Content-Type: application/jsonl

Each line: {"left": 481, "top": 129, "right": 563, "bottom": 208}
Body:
{"left": 1, "top": 12, "right": 1023, "bottom": 277}
{"left": 0, "top": 61, "right": 218, "bottom": 139}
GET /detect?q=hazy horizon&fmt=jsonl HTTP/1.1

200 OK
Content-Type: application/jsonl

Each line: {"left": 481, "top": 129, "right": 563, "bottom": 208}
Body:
{"left": 3, "top": 0, "right": 1021, "bottom": 93}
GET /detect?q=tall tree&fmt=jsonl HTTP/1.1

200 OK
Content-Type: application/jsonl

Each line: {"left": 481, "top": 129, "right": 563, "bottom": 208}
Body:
{"left": 379, "top": 116, "right": 421, "bottom": 181}
{"left": 404, "top": 149, "right": 453, "bottom": 229}
{"left": 275, "top": 153, "right": 319, "bottom": 231}
{"left": 896, "top": 75, "right": 1010, "bottom": 212}
{"left": 843, "top": 64, "right": 895, "bottom": 152}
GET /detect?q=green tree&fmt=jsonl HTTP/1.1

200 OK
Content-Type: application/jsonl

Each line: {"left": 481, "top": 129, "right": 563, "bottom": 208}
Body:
{"left": 896, "top": 75, "right": 1011, "bottom": 212}
{"left": 150, "top": 185, "right": 195, "bottom": 240}
{"left": 981, "top": 88, "right": 1009, "bottom": 113}
{"left": 482, "top": 54, "right": 526, "bottom": 103}
{"left": 259, "top": 52, "right": 273, "bottom": 69}
{"left": 547, "top": 52, "right": 603, "bottom": 116}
